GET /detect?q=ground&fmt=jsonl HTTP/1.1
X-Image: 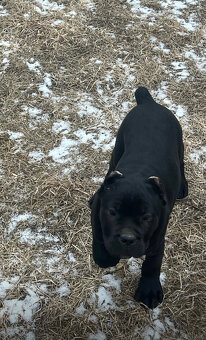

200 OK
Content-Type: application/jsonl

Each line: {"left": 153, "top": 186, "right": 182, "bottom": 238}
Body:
{"left": 0, "top": 0, "right": 206, "bottom": 339}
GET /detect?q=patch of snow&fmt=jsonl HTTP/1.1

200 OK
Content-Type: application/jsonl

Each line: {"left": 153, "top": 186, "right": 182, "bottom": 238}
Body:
{"left": 0, "top": 281, "right": 14, "bottom": 298}
{"left": 35, "top": 0, "right": 65, "bottom": 15}
{"left": 76, "top": 302, "right": 87, "bottom": 315}
{"left": 128, "top": 257, "right": 141, "bottom": 275}
{"left": 190, "top": 146, "right": 206, "bottom": 165}
{"left": 28, "top": 150, "right": 46, "bottom": 162}
{"left": 51, "top": 19, "right": 64, "bottom": 26}
{"left": 0, "top": 287, "right": 40, "bottom": 324}
{"left": 19, "top": 227, "right": 60, "bottom": 245}
{"left": 96, "top": 286, "right": 118, "bottom": 311}
{"left": 8, "top": 213, "right": 36, "bottom": 235}
{"left": 7, "top": 131, "right": 24, "bottom": 140}
{"left": 102, "top": 274, "right": 121, "bottom": 293}
{"left": 185, "top": 49, "right": 206, "bottom": 72}
{"left": 26, "top": 59, "right": 42, "bottom": 75}
{"left": 68, "top": 252, "right": 76, "bottom": 262}
{"left": 88, "top": 331, "right": 106, "bottom": 340}
{"left": 77, "top": 93, "right": 104, "bottom": 119}
{"left": 85, "top": 1, "right": 95, "bottom": 12}
{"left": 171, "top": 61, "right": 189, "bottom": 80}
{"left": 56, "top": 283, "right": 70, "bottom": 297}
{"left": 160, "top": 272, "right": 167, "bottom": 286}
{"left": 48, "top": 137, "right": 78, "bottom": 164}
{"left": 39, "top": 73, "right": 52, "bottom": 97}
{"left": 88, "top": 314, "right": 98, "bottom": 323}
{"left": 26, "top": 332, "right": 35, "bottom": 340}
{"left": 52, "top": 120, "right": 71, "bottom": 134}
{"left": 0, "top": 5, "right": 9, "bottom": 16}
{"left": 92, "top": 177, "right": 104, "bottom": 183}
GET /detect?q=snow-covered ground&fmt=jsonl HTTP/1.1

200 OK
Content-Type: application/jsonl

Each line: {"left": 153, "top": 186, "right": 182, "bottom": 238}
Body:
{"left": 0, "top": 0, "right": 205, "bottom": 339}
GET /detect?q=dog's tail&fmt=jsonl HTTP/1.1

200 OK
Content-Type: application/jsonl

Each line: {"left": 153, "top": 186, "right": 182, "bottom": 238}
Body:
{"left": 135, "top": 87, "right": 154, "bottom": 105}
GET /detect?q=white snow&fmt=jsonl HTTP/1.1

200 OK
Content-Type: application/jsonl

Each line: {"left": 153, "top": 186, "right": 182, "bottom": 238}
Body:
{"left": 19, "top": 227, "right": 60, "bottom": 245}
{"left": 76, "top": 302, "right": 87, "bottom": 315}
{"left": 0, "top": 287, "right": 39, "bottom": 324}
{"left": 39, "top": 73, "right": 52, "bottom": 97}
{"left": 88, "top": 331, "right": 106, "bottom": 340}
{"left": 68, "top": 252, "right": 76, "bottom": 262}
{"left": 8, "top": 213, "right": 36, "bottom": 235}
{"left": 56, "top": 283, "right": 70, "bottom": 297}
{"left": 7, "top": 131, "right": 24, "bottom": 140}
{"left": 128, "top": 257, "right": 141, "bottom": 275}
{"left": 96, "top": 286, "right": 118, "bottom": 311}
{"left": 0, "top": 281, "right": 14, "bottom": 298}
{"left": 0, "top": 5, "right": 9, "bottom": 16}
{"left": 48, "top": 137, "right": 78, "bottom": 164}
{"left": 26, "top": 59, "right": 42, "bottom": 75}
{"left": 171, "top": 61, "right": 189, "bottom": 80}
{"left": 52, "top": 120, "right": 71, "bottom": 134}
{"left": 28, "top": 150, "right": 46, "bottom": 162}
{"left": 35, "top": 0, "right": 65, "bottom": 15}
{"left": 101, "top": 274, "right": 121, "bottom": 293}
{"left": 190, "top": 146, "right": 206, "bottom": 165}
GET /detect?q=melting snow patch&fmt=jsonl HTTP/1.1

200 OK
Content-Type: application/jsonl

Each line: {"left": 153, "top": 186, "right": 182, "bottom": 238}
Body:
{"left": 0, "top": 5, "right": 9, "bottom": 16}
{"left": 35, "top": 0, "right": 65, "bottom": 15}
{"left": 0, "top": 287, "right": 40, "bottom": 324}
{"left": 190, "top": 146, "right": 206, "bottom": 165}
{"left": 26, "top": 58, "right": 42, "bottom": 75}
{"left": 101, "top": 274, "right": 121, "bottom": 293}
{"left": 26, "top": 332, "right": 35, "bottom": 340}
{"left": 29, "top": 150, "right": 46, "bottom": 162}
{"left": 126, "top": 0, "right": 156, "bottom": 19}
{"left": 160, "top": 272, "right": 167, "bottom": 286}
{"left": 96, "top": 286, "right": 118, "bottom": 311}
{"left": 8, "top": 213, "right": 36, "bottom": 235}
{"left": 52, "top": 120, "right": 71, "bottom": 134}
{"left": 128, "top": 257, "right": 141, "bottom": 275}
{"left": 19, "top": 227, "right": 60, "bottom": 245}
{"left": 8, "top": 131, "right": 24, "bottom": 140}
{"left": 185, "top": 49, "right": 206, "bottom": 72}
{"left": 51, "top": 19, "right": 64, "bottom": 26}
{"left": 171, "top": 61, "right": 189, "bottom": 80}
{"left": 48, "top": 137, "right": 78, "bottom": 164}
{"left": 77, "top": 93, "right": 104, "bottom": 119}
{"left": 88, "top": 331, "right": 106, "bottom": 340}
{"left": 56, "top": 283, "right": 70, "bottom": 297}
{"left": 68, "top": 252, "right": 76, "bottom": 262}
{"left": 76, "top": 302, "right": 87, "bottom": 315}
{"left": 0, "top": 281, "right": 14, "bottom": 298}
{"left": 39, "top": 73, "right": 52, "bottom": 97}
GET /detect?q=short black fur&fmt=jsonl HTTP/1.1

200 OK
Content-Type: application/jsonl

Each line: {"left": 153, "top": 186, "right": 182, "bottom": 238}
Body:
{"left": 89, "top": 87, "right": 188, "bottom": 309}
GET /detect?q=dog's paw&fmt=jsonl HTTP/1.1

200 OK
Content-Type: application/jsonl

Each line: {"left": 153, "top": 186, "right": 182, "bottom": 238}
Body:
{"left": 134, "top": 276, "right": 163, "bottom": 309}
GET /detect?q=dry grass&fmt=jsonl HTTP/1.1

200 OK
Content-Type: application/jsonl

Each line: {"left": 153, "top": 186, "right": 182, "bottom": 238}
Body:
{"left": 0, "top": 0, "right": 206, "bottom": 339}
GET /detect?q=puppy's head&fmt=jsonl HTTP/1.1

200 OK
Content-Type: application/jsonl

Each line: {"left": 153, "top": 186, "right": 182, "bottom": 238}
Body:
{"left": 95, "top": 171, "right": 166, "bottom": 259}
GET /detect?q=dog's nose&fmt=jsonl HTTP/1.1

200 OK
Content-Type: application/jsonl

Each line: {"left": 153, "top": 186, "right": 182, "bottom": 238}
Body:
{"left": 119, "top": 230, "right": 136, "bottom": 246}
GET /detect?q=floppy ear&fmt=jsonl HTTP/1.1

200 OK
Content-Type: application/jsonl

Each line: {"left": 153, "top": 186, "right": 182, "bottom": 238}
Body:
{"left": 147, "top": 176, "right": 167, "bottom": 205}
{"left": 103, "top": 170, "right": 123, "bottom": 188}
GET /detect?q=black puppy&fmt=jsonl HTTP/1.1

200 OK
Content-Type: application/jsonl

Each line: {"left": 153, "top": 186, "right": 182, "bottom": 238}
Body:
{"left": 89, "top": 87, "right": 188, "bottom": 309}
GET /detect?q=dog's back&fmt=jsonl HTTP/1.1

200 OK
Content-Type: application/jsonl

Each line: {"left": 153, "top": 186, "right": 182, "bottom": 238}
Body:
{"left": 112, "top": 87, "right": 186, "bottom": 205}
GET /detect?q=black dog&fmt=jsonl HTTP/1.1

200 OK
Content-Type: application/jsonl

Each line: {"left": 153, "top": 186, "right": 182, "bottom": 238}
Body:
{"left": 89, "top": 87, "right": 188, "bottom": 309}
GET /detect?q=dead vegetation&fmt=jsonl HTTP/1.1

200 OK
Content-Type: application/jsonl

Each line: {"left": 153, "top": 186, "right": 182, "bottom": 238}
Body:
{"left": 0, "top": 0, "right": 206, "bottom": 339}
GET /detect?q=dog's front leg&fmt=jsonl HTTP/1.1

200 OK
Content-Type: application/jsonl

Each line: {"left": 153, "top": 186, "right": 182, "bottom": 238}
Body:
{"left": 90, "top": 191, "right": 120, "bottom": 268}
{"left": 134, "top": 244, "right": 164, "bottom": 309}
{"left": 92, "top": 237, "right": 120, "bottom": 268}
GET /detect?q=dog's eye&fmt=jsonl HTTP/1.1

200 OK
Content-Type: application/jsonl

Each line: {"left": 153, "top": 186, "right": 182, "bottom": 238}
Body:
{"left": 108, "top": 208, "right": 117, "bottom": 217}
{"left": 142, "top": 214, "right": 153, "bottom": 222}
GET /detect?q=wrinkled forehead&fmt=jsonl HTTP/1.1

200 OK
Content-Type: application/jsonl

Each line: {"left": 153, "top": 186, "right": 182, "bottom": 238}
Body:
{"left": 101, "top": 184, "right": 149, "bottom": 214}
